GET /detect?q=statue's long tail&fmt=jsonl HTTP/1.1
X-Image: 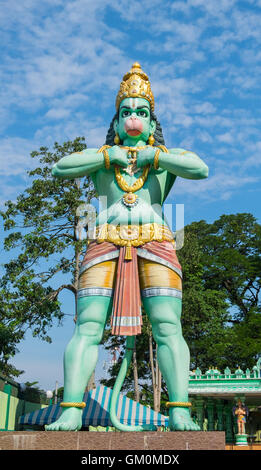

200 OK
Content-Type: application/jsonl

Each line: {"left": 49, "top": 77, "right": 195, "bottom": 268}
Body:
{"left": 109, "top": 335, "right": 157, "bottom": 431}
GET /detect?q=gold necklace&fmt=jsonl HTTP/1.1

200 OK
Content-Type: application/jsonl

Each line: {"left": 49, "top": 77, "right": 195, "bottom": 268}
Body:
{"left": 115, "top": 145, "right": 151, "bottom": 207}
{"left": 115, "top": 164, "right": 150, "bottom": 207}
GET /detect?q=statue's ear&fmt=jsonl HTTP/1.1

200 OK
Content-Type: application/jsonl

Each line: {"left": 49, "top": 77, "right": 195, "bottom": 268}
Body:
{"left": 113, "top": 119, "right": 118, "bottom": 134}
{"left": 150, "top": 119, "right": 156, "bottom": 135}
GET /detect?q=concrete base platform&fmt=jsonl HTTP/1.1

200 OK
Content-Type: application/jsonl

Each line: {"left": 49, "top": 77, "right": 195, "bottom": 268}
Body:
{"left": 0, "top": 431, "right": 225, "bottom": 450}
{"left": 226, "top": 444, "right": 261, "bottom": 450}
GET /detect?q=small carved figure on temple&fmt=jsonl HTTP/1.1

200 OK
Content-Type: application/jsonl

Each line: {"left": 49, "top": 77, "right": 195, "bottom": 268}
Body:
{"left": 233, "top": 400, "right": 249, "bottom": 435}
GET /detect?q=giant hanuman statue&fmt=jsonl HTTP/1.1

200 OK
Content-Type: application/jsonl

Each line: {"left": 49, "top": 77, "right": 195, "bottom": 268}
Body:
{"left": 46, "top": 63, "right": 208, "bottom": 432}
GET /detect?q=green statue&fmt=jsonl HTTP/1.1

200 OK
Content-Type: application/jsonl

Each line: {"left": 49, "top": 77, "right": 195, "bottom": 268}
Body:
{"left": 45, "top": 63, "right": 208, "bottom": 432}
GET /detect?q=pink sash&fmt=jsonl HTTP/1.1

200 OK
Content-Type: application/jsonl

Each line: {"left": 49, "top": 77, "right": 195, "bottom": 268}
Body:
{"left": 111, "top": 246, "right": 142, "bottom": 336}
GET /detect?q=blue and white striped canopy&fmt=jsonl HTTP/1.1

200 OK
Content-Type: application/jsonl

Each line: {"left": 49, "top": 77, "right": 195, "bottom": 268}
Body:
{"left": 19, "top": 385, "right": 169, "bottom": 428}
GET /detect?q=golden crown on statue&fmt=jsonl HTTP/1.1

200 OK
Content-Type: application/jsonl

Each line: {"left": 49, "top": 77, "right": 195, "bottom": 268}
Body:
{"left": 115, "top": 62, "right": 155, "bottom": 111}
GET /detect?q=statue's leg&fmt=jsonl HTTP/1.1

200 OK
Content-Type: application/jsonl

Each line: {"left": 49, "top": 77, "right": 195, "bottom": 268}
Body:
{"left": 143, "top": 295, "right": 200, "bottom": 431}
{"left": 45, "top": 295, "right": 112, "bottom": 431}
{"left": 46, "top": 255, "right": 117, "bottom": 431}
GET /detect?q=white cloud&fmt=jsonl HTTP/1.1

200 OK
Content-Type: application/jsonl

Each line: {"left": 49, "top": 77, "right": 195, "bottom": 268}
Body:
{"left": 0, "top": 0, "right": 260, "bottom": 205}
{"left": 34, "top": 117, "right": 107, "bottom": 148}
{"left": 0, "top": 137, "right": 37, "bottom": 176}
{"left": 193, "top": 102, "right": 216, "bottom": 115}
{"left": 217, "top": 132, "right": 234, "bottom": 144}
{"left": 241, "top": 141, "right": 261, "bottom": 168}
{"left": 0, "top": 0, "right": 129, "bottom": 116}
{"left": 171, "top": 172, "right": 259, "bottom": 202}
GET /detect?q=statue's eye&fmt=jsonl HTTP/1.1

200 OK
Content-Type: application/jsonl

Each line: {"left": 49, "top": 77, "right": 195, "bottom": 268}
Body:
{"left": 137, "top": 110, "right": 148, "bottom": 117}
{"left": 122, "top": 110, "right": 131, "bottom": 117}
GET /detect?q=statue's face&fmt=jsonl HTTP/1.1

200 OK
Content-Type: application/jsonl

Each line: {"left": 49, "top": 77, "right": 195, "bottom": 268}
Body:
{"left": 114, "top": 97, "right": 156, "bottom": 144}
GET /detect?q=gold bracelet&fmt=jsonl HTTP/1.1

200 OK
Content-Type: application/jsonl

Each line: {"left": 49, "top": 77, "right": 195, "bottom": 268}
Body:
{"left": 103, "top": 148, "right": 110, "bottom": 170}
{"left": 153, "top": 148, "right": 161, "bottom": 170}
{"left": 166, "top": 401, "right": 192, "bottom": 408}
{"left": 60, "top": 402, "right": 86, "bottom": 409}
{"left": 97, "top": 145, "right": 111, "bottom": 170}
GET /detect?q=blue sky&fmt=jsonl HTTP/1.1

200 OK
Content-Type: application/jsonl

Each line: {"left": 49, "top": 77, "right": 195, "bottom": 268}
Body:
{"left": 1, "top": 0, "right": 261, "bottom": 392}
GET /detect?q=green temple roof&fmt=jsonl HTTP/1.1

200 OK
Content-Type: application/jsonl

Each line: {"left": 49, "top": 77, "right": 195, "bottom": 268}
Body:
{"left": 188, "top": 359, "right": 261, "bottom": 401}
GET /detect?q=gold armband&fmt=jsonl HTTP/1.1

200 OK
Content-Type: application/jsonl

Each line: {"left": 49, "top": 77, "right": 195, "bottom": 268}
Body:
{"left": 166, "top": 401, "right": 192, "bottom": 408}
{"left": 153, "top": 145, "right": 168, "bottom": 170}
{"left": 60, "top": 402, "right": 86, "bottom": 409}
{"left": 153, "top": 148, "right": 161, "bottom": 170}
{"left": 97, "top": 145, "right": 111, "bottom": 170}
{"left": 103, "top": 148, "right": 110, "bottom": 170}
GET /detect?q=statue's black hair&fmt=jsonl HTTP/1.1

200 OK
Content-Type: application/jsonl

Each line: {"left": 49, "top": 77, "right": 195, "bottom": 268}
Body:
{"left": 104, "top": 110, "right": 165, "bottom": 146}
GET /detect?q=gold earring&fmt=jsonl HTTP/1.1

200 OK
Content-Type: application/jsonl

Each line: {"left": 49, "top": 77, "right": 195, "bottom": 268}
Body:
{"left": 114, "top": 133, "right": 120, "bottom": 145}
{"left": 148, "top": 134, "right": 155, "bottom": 145}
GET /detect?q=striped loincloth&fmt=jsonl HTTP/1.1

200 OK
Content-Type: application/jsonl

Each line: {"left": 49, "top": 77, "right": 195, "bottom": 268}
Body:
{"left": 78, "top": 240, "right": 182, "bottom": 336}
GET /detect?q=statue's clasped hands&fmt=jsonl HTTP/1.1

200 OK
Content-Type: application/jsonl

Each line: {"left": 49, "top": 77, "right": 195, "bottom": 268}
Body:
{"left": 108, "top": 146, "right": 129, "bottom": 167}
{"left": 108, "top": 146, "right": 157, "bottom": 169}
{"left": 136, "top": 147, "right": 157, "bottom": 167}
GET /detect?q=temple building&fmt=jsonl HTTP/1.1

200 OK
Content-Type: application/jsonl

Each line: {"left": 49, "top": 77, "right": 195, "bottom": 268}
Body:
{"left": 188, "top": 358, "right": 261, "bottom": 443}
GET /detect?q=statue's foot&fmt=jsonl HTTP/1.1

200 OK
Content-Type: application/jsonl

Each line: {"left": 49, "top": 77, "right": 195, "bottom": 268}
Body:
{"left": 169, "top": 407, "right": 200, "bottom": 431}
{"left": 45, "top": 407, "right": 82, "bottom": 431}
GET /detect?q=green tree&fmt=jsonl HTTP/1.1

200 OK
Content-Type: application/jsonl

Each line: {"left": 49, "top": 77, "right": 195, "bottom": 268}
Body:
{"left": 24, "top": 381, "right": 40, "bottom": 389}
{"left": 179, "top": 228, "right": 230, "bottom": 371}
{"left": 183, "top": 213, "right": 261, "bottom": 369}
{"left": 0, "top": 137, "right": 96, "bottom": 377}
{"left": 0, "top": 323, "right": 24, "bottom": 377}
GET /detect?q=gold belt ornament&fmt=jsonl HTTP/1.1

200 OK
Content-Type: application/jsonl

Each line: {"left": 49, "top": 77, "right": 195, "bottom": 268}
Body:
{"left": 95, "top": 223, "right": 174, "bottom": 259}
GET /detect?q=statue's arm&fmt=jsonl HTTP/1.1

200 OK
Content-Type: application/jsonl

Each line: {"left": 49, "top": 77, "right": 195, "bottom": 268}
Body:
{"left": 158, "top": 148, "right": 209, "bottom": 180}
{"left": 52, "top": 149, "right": 104, "bottom": 179}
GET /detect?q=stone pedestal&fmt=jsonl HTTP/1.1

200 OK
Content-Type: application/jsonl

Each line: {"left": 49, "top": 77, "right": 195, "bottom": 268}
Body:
{"left": 0, "top": 431, "right": 225, "bottom": 450}
{"left": 235, "top": 433, "right": 248, "bottom": 446}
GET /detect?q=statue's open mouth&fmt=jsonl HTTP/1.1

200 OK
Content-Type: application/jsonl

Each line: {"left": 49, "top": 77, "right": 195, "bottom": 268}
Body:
{"left": 126, "top": 129, "right": 142, "bottom": 136}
